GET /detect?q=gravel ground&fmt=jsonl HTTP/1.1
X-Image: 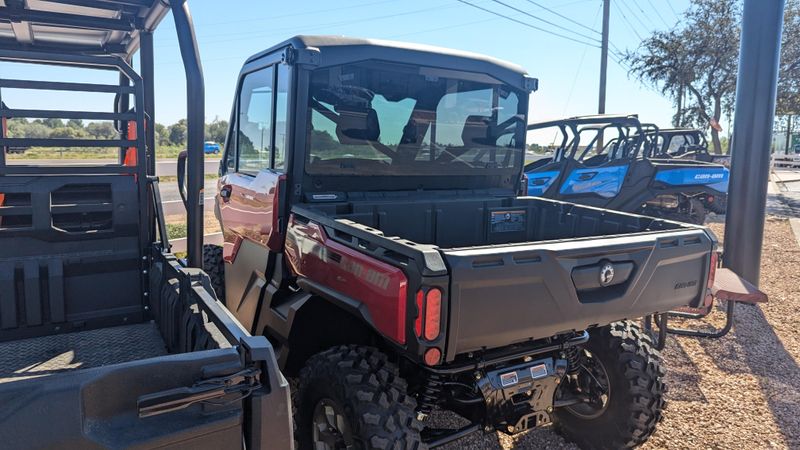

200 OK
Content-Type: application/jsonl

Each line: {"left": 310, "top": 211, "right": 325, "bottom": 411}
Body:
{"left": 435, "top": 217, "right": 800, "bottom": 450}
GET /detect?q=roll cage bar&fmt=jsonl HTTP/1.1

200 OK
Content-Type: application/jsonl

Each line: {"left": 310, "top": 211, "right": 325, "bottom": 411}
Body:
{"left": 526, "top": 114, "right": 645, "bottom": 162}
{"left": 642, "top": 128, "right": 708, "bottom": 158}
{"left": 0, "top": 0, "right": 206, "bottom": 267}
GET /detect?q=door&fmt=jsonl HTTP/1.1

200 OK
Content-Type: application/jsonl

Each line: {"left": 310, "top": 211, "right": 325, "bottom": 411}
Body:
{"left": 217, "top": 64, "right": 290, "bottom": 330}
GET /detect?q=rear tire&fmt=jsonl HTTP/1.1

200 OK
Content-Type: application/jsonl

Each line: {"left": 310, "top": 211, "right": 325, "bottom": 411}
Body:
{"left": 295, "top": 345, "right": 425, "bottom": 450}
{"left": 554, "top": 321, "right": 666, "bottom": 450}
{"left": 707, "top": 195, "right": 727, "bottom": 214}
{"left": 202, "top": 243, "right": 225, "bottom": 303}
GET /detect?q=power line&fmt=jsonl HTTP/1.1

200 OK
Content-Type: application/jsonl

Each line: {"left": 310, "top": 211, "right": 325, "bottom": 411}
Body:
{"left": 155, "top": 3, "right": 464, "bottom": 49}
{"left": 666, "top": 2, "right": 680, "bottom": 18}
{"left": 520, "top": 0, "right": 601, "bottom": 35}
{"left": 486, "top": 0, "right": 600, "bottom": 43}
{"left": 622, "top": 0, "right": 657, "bottom": 29}
{"left": 198, "top": 0, "right": 402, "bottom": 28}
{"left": 154, "top": 0, "right": 402, "bottom": 42}
{"left": 645, "top": 0, "right": 671, "bottom": 28}
{"left": 561, "top": 4, "right": 603, "bottom": 115}
{"left": 455, "top": 0, "right": 600, "bottom": 47}
{"left": 617, "top": 1, "right": 649, "bottom": 36}
{"left": 615, "top": 1, "right": 645, "bottom": 41}
{"left": 386, "top": 17, "right": 500, "bottom": 39}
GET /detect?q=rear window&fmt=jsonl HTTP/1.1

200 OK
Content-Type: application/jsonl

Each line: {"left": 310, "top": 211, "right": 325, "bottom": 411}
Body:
{"left": 305, "top": 61, "right": 525, "bottom": 176}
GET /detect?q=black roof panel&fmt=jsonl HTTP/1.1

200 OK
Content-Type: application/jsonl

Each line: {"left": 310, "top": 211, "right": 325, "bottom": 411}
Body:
{"left": 243, "top": 35, "right": 533, "bottom": 91}
{"left": 0, "top": 0, "right": 169, "bottom": 57}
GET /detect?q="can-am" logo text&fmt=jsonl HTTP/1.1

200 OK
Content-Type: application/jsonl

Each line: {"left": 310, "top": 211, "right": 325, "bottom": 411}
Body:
{"left": 674, "top": 280, "right": 698, "bottom": 290}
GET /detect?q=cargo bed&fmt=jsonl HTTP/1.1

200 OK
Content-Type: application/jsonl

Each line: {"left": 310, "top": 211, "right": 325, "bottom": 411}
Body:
{"left": 295, "top": 191, "right": 716, "bottom": 360}
{"left": 304, "top": 191, "right": 694, "bottom": 250}
{"left": 0, "top": 323, "right": 168, "bottom": 384}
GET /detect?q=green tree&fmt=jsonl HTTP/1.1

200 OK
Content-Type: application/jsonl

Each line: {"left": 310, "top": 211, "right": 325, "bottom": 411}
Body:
{"left": 168, "top": 119, "right": 187, "bottom": 146}
{"left": 154, "top": 123, "right": 171, "bottom": 146}
{"left": 49, "top": 127, "right": 81, "bottom": 138}
{"left": 776, "top": 0, "right": 800, "bottom": 153}
{"left": 66, "top": 118, "right": 84, "bottom": 129}
{"left": 42, "top": 118, "right": 64, "bottom": 128}
{"left": 205, "top": 119, "right": 229, "bottom": 144}
{"left": 86, "top": 122, "right": 118, "bottom": 140}
{"left": 625, "top": 0, "right": 740, "bottom": 154}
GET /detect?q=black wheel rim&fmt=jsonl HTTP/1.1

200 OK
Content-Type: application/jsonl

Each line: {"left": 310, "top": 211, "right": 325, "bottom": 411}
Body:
{"left": 565, "top": 350, "right": 611, "bottom": 419}
{"left": 312, "top": 398, "right": 353, "bottom": 450}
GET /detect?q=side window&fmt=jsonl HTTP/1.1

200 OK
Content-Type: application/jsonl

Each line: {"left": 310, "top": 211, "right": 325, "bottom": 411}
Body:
{"left": 274, "top": 65, "right": 289, "bottom": 171}
{"left": 237, "top": 66, "right": 274, "bottom": 175}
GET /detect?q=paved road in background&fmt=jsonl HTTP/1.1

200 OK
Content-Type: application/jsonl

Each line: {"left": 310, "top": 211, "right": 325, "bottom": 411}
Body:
{"left": 161, "top": 180, "right": 218, "bottom": 216}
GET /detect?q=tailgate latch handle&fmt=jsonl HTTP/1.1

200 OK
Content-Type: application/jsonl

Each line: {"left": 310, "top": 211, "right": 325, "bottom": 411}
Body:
{"left": 137, "top": 367, "right": 261, "bottom": 418}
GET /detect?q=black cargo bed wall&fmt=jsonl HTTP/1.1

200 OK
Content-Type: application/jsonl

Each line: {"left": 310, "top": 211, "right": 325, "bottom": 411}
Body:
{"left": 306, "top": 193, "right": 687, "bottom": 249}
{"left": 0, "top": 175, "right": 143, "bottom": 342}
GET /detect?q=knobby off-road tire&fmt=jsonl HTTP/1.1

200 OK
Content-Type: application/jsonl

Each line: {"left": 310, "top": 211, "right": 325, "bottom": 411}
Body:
{"left": 202, "top": 244, "right": 225, "bottom": 303}
{"left": 554, "top": 320, "right": 666, "bottom": 450}
{"left": 296, "top": 345, "right": 425, "bottom": 450}
{"left": 708, "top": 195, "right": 727, "bottom": 215}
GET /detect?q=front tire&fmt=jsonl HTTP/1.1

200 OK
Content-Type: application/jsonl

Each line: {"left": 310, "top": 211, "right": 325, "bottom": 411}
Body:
{"left": 554, "top": 321, "right": 666, "bottom": 450}
{"left": 296, "top": 345, "right": 425, "bottom": 450}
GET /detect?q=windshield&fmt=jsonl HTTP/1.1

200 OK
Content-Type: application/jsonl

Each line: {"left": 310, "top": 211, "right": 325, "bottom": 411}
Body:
{"left": 305, "top": 61, "right": 525, "bottom": 176}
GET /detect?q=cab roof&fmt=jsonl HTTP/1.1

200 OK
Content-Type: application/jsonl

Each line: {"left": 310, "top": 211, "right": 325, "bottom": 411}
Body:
{"left": 0, "top": 0, "right": 170, "bottom": 57}
{"left": 245, "top": 35, "right": 534, "bottom": 91}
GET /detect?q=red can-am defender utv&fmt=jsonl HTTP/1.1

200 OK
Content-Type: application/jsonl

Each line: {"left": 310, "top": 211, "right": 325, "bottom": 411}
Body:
{"left": 204, "top": 36, "right": 718, "bottom": 449}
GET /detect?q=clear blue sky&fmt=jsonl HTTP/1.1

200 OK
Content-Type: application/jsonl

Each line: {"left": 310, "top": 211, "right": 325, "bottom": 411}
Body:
{"left": 1, "top": 0, "right": 695, "bottom": 143}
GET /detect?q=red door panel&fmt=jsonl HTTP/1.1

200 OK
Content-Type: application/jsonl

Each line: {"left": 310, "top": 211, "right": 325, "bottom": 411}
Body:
{"left": 217, "top": 169, "right": 281, "bottom": 262}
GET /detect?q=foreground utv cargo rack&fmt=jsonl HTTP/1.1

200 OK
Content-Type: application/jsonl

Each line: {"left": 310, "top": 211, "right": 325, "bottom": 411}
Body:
{"left": 0, "top": 1, "right": 292, "bottom": 449}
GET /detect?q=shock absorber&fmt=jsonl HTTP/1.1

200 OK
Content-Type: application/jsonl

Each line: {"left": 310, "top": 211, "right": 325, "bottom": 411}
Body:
{"left": 563, "top": 345, "right": 582, "bottom": 375}
{"left": 416, "top": 373, "right": 443, "bottom": 421}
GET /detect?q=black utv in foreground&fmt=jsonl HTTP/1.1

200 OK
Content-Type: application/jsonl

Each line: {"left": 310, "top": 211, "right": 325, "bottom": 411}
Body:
{"left": 205, "top": 36, "right": 721, "bottom": 449}
{"left": 0, "top": 2, "right": 292, "bottom": 449}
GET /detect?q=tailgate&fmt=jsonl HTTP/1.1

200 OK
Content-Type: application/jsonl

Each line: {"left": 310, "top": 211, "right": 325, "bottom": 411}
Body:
{"left": 0, "top": 349, "right": 246, "bottom": 449}
{"left": 442, "top": 228, "right": 714, "bottom": 360}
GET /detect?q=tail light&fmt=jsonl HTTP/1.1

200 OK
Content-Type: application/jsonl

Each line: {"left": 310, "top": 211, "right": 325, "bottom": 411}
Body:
{"left": 703, "top": 251, "right": 719, "bottom": 307}
{"left": 414, "top": 288, "right": 442, "bottom": 341}
{"left": 415, "top": 287, "right": 443, "bottom": 366}
{"left": 423, "top": 289, "right": 441, "bottom": 341}
{"left": 414, "top": 290, "right": 424, "bottom": 337}
{"left": 707, "top": 252, "right": 719, "bottom": 289}
{"left": 424, "top": 348, "right": 441, "bottom": 366}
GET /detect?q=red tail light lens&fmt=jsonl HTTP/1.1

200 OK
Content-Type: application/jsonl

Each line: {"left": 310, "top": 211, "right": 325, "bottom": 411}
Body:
{"left": 708, "top": 252, "right": 719, "bottom": 289}
{"left": 424, "top": 347, "right": 441, "bottom": 366}
{"left": 423, "top": 288, "right": 441, "bottom": 341}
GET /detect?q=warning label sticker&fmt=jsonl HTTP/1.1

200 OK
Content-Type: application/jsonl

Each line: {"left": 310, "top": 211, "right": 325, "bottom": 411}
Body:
{"left": 490, "top": 210, "right": 526, "bottom": 233}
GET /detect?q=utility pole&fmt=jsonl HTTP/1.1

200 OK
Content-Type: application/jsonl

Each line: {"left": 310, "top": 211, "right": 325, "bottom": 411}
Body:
{"left": 597, "top": 0, "right": 610, "bottom": 151}
{"left": 724, "top": 0, "right": 785, "bottom": 285}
